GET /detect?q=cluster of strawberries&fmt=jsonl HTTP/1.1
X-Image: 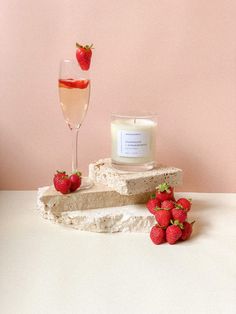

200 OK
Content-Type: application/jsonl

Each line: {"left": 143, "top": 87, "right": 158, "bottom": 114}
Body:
{"left": 53, "top": 171, "right": 82, "bottom": 194}
{"left": 147, "top": 183, "right": 194, "bottom": 245}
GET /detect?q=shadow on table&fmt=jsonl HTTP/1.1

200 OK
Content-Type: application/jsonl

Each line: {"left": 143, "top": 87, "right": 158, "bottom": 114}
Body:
{"left": 187, "top": 198, "right": 211, "bottom": 240}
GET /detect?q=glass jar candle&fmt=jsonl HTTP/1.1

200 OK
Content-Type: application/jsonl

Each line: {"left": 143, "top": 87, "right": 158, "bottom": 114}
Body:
{"left": 111, "top": 114, "right": 157, "bottom": 171}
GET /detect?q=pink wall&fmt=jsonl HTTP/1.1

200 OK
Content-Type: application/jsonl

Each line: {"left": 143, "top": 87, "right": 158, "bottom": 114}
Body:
{"left": 0, "top": 0, "right": 235, "bottom": 192}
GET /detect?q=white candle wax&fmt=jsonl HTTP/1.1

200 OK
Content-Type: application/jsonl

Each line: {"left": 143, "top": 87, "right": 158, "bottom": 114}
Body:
{"left": 111, "top": 118, "right": 157, "bottom": 167}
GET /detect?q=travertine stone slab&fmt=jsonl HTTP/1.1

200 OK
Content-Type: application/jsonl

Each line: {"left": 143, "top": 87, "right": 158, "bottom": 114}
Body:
{"left": 38, "top": 183, "right": 152, "bottom": 217}
{"left": 37, "top": 187, "right": 155, "bottom": 233}
{"left": 89, "top": 158, "right": 183, "bottom": 195}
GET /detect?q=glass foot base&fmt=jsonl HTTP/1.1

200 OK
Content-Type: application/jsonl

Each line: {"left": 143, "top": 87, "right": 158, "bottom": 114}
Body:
{"left": 79, "top": 176, "right": 94, "bottom": 190}
{"left": 111, "top": 160, "right": 155, "bottom": 172}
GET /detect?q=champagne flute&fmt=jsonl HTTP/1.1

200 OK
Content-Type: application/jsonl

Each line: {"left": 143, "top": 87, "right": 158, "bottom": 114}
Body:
{"left": 58, "top": 59, "right": 93, "bottom": 189}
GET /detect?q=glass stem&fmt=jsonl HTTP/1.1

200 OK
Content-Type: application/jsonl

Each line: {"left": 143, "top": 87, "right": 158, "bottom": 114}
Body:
{"left": 72, "top": 128, "right": 79, "bottom": 172}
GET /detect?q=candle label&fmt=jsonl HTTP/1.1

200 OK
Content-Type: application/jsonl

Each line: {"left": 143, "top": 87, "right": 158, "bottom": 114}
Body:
{"left": 117, "top": 130, "right": 149, "bottom": 157}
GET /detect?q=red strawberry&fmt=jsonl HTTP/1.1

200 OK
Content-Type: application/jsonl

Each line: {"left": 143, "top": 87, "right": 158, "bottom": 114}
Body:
{"left": 53, "top": 171, "right": 66, "bottom": 191}
{"left": 150, "top": 225, "right": 166, "bottom": 245}
{"left": 146, "top": 195, "right": 161, "bottom": 215}
{"left": 181, "top": 221, "right": 195, "bottom": 241}
{"left": 74, "top": 79, "right": 90, "bottom": 89}
{"left": 59, "top": 79, "right": 90, "bottom": 89}
{"left": 177, "top": 198, "right": 192, "bottom": 212}
{"left": 53, "top": 172, "right": 71, "bottom": 194}
{"left": 161, "top": 200, "right": 175, "bottom": 210}
{"left": 156, "top": 183, "right": 174, "bottom": 202}
{"left": 76, "top": 43, "right": 93, "bottom": 70}
{"left": 69, "top": 171, "right": 82, "bottom": 192}
{"left": 155, "top": 209, "right": 172, "bottom": 228}
{"left": 171, "top": 207, "right": 187, "bottom": 223}
{"left": 166, "top": 223, "right": 182, "bottom": 244}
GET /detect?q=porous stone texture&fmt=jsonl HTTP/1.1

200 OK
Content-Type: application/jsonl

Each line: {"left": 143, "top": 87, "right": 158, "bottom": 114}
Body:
{"left": 89, "top": 158, "right": 183, "bottom": 195}
{"left": 38, "top": 183, "right": 152, "bottom": 216}
{"left": 37, "top": 187, "right": 155, "bottom": 233}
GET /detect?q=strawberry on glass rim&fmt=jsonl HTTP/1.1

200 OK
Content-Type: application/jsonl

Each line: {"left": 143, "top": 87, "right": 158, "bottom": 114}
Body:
{"left": 59, "top": 79, "right": 90, "bottom": 89}
{"left": 76, "top": 43, "right": 93, "bottom": 71}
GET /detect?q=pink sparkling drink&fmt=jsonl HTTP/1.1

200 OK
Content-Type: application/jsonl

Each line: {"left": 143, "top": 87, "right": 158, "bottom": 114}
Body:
{"left": 58, "top": 78, "right": 90, "bottom": 130}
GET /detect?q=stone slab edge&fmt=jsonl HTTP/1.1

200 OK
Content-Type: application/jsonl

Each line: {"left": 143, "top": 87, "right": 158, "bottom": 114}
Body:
{"left": 89, "top": 158, "right": 183, "bottom": 195}
{"left": 38, "top": 183, "right": 153, "bottom": 217}
{"left": 37, "top": 188, "right": 155, "bottom": 233}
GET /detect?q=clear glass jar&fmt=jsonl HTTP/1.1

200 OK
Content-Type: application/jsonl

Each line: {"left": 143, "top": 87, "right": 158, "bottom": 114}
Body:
{"left": 111, "top": 113, "right": 157, "bottom": 171}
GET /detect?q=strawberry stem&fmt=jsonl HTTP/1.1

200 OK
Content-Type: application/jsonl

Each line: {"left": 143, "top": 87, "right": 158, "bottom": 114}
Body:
{"left": 156, "top": 182, "right": 171, "bottom": 193}
{"left": 175, "top": 204, "right": 183, "bottom": 209}
{"left": 76, "top": 42, "right": 94, "bottom": 50}
{"left": 57, "top": 170, "right": 66, "bottom": 174}
{"left": 76, "top": 42, "right": 83, "bottom": 48}
{"left": 72, "top": 170, "right": 82, "bottom": 176}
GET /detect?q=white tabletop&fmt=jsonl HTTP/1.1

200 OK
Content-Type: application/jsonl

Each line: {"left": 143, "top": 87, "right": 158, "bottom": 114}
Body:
{"left": 0, "top": 191, "right": 235, "bottom": 314}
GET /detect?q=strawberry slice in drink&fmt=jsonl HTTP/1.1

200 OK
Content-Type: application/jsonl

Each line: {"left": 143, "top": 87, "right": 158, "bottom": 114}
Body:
{"left": 59, "top": 79, "right": 89, "bottom": 89}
